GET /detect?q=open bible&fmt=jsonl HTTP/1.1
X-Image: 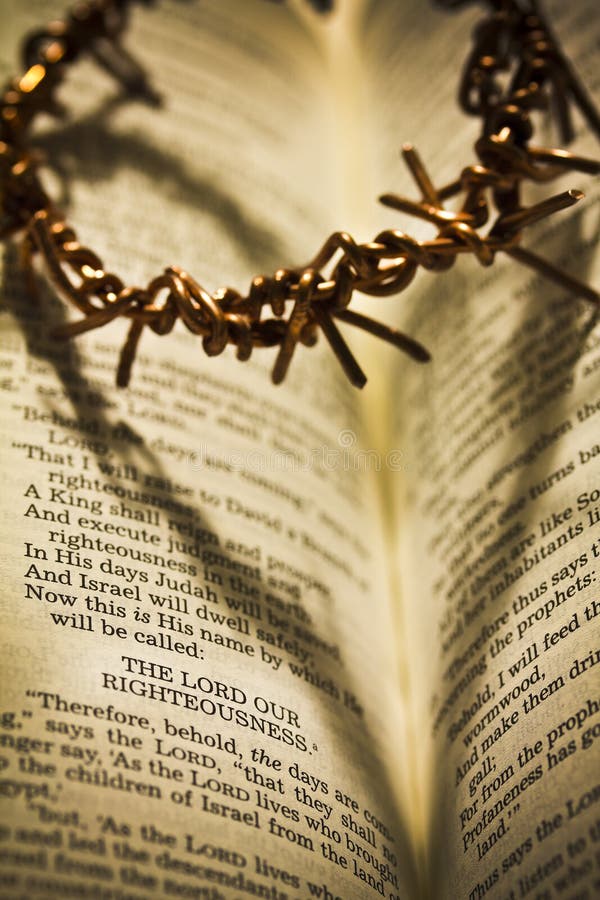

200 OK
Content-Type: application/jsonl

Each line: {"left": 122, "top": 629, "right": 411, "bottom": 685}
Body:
{"left": 1, "top": 1, "right": 599, "bottom": 898}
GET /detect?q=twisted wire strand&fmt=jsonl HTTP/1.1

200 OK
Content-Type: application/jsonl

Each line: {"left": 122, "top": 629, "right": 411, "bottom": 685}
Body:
{"left": 1, "top": 0, "right": 599, "bottom": 389}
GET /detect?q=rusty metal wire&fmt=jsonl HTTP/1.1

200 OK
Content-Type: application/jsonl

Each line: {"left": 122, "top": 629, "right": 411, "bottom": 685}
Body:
{"left": 1, "top": 0, "right": 599, "bottom": 388}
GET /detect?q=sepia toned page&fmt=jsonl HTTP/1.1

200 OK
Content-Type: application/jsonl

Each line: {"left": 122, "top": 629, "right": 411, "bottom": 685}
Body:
{"left": 362, "top": 0, "right": 600, "bottom": 897}
{"left": 0, "top": 2, "right": 419, "bottom": 898}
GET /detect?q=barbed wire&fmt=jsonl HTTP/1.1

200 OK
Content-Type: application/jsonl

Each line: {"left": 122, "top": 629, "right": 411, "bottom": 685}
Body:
{"left": 1, "top": 0, "right": 599, "bottom": 388}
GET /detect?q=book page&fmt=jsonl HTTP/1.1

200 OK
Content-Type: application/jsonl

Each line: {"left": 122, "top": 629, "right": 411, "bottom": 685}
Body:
{"left": 362, "top": 1, "right": 600, "bottom": 897}
{"left": 0, "top": 2, "right": 419, "bottom": 898}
